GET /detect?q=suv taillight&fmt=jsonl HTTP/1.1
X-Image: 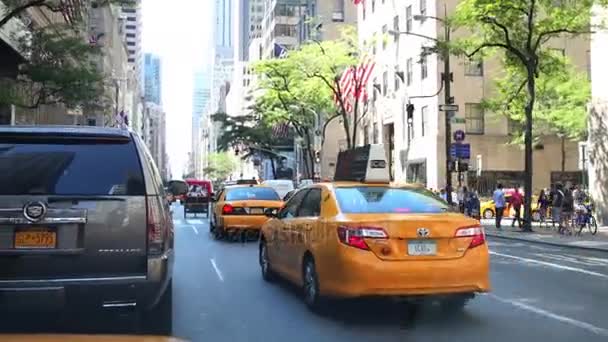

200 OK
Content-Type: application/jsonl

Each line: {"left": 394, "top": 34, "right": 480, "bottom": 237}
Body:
{"left": 455, "top": 225, "right": 485, "bottom": 248}
{"left": 147, "top": 196, "right": 167, "bottom": 255}
{"left": 337, "top": 226, "right": 388, "bottom": 250}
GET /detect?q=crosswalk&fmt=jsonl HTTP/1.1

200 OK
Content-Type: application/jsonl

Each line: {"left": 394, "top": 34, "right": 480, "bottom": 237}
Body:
{"left": 173, "top": 218, "right": 207, "bottom": 226}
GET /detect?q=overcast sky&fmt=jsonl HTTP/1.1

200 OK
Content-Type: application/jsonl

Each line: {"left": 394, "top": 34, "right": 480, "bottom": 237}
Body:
{"left": 142, "top": 0, "right": 212, "bottom": 178}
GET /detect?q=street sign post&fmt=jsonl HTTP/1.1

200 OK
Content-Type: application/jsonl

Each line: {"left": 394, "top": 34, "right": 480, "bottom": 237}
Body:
{"left": 439, "top": 104, "right": 459, "bottom": 112}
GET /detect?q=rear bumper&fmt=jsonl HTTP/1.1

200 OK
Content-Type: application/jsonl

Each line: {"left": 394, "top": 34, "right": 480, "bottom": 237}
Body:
{"left": 221, "top": 215, "right": 270, "bottom": 230}
{"left": 318, "top": 245, "right": 491, "bottom": 298}
{"left": 0, "top": 249, "right": 173, "bottom": 313}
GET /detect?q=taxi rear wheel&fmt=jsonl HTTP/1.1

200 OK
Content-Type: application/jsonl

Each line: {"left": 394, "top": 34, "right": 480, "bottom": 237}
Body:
{"left": 259, "top": 240, "right": 275, "bottom": 282}
{"left": 302, "top": 257, "right": 324, "bottom": 311}
{"left": 483, "top": 209, "right": 494, "bottom": 219}
{"left": 439, "top": 295, "right": 470, "bottom": 313}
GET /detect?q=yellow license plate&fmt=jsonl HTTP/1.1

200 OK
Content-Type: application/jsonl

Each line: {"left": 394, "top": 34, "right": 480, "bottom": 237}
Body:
{"left": 14, "top": 228, "right": 57, "bottom": 249}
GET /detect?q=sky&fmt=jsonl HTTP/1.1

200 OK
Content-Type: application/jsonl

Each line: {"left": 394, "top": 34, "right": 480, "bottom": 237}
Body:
{"left": 142, "top": 0, "right": 213, "bottom": 178}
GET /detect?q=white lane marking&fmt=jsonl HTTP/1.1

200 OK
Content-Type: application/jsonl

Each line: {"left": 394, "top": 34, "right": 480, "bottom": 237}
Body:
{"left": 190, "top": 225, "right": 199, "bottom": 235}
{"left": 490, "top": 251, "right": 608, "bottom": 279}
{"left": 488, "top": 294, "right": 608, "bottom": 337}
{"left": 210, "top": 258, "right": 224, "bottom": 282}
{"left": 172, "top": 219, "right": 183, "bottom": 225}
{"left": 188, "top": 219, "right": 203, "bottom": 224}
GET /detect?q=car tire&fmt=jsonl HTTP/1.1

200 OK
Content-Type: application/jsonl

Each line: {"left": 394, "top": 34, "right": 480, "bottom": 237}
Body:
{"left": 259, "top": 240, "right": 276, "bottom": 282}
{"left": 483, "top": 209, "right": 494, "bottom": 219}
{"left": 209, "top": 216, "right": 216, "bottom": 233}
{"left": 140, "top": 280, "right": 173, "bottom": 335}
{"left": 302, "top": 256, "right": 325, "bottom": 312}
{"left": 439, "top": 295, "right": 470, "bottom": 314}
{"left": 213, "top": 225, "right": 224, "bottom": 240}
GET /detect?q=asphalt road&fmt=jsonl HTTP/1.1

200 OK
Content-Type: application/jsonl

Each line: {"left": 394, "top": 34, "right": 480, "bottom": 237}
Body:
{"left": 2, "top": 203, "right": 608, "bottom": 341}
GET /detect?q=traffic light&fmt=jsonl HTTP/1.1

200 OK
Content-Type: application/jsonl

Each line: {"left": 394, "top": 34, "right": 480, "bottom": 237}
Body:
{"left": 406, "top": 103, "right": 414, "bottom": 124}
{"left": 458, "top": 162, "right": 469, "bottom": 172}
{"left": 314, "top": 150, "right": 321, "bottom": 164}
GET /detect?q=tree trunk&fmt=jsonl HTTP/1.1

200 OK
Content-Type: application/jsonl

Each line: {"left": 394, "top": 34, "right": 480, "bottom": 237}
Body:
{"left": 523, "top": 70, "right": 535, "bottom": 232}
{"left": 270, "top": 158, "right": 277, "bottom": 179}
{"left": 561, "top": 136, "right": 566, "bottom": 172}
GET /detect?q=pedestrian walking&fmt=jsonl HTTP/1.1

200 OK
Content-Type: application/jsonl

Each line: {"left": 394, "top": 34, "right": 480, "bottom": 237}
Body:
{"left": 552, "top": 183, "right": 565, "bottom": 232}
{"left": 561, "top": 182, "right": 575, "bottom": 235}
{"left": 510, "top": 186, "right": 523, "bottom": 229}
{"left": 458, "top": 186, "right": 466, "bottom": 213}
{"left": 537, "top": 189, "right": 550, "bottom": 225}
{"left": 493, "top": 183, "right": 506, "bottom": 229}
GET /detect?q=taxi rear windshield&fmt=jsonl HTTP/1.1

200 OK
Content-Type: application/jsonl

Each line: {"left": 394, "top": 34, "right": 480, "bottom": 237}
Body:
{"left": 335, "top": 187, "right": 449, "bottom": 214}
{"left": 225, "top": 187, "right": 280, "bottom": 201}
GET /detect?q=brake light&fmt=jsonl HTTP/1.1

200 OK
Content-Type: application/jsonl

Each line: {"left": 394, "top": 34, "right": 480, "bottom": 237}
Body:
{"left": 222, "top": 204, "right": 234, "bottom": 215}
{"left": 455, "top": 225, "right": 485, "bottom": 248}
{"left": 147, "top": 196, "right": 167, "bottom": 256}
{"left": 337, "top": 226, "right": 388, "bottom": 250}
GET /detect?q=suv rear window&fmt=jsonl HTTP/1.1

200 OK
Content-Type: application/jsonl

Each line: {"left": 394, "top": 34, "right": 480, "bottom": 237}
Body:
{"left": 0, "top": 139, "right": 145, "bottom": 195}
{"left": 335, "top": 187, "right": 449, "bottom": 214}
{"left": 225, "top": 187, "right": 280, "bottom": 201}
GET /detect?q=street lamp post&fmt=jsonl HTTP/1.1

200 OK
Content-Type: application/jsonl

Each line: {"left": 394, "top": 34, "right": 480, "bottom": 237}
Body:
{"left": 391, "top": 6, "right": 454, "bottom": 204}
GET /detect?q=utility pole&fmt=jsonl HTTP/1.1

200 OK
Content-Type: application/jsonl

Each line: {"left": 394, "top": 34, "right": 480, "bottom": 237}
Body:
{"left": 442, "top": 6, "right": 454, "bottom": 204}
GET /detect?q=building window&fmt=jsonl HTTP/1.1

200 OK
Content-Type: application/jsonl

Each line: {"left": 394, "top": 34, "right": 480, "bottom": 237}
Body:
{"left": 406, "top": 5, "right": 412, "bottom": 32}
{"left": 382, "top": 71, "right": 388, "bottom": 95}
{"left": 127, "top": 41, "right": 136, "bottom": 46}
{"left": 87, "top": 118, "right": 96, "bottom": 126}
{"left": 333, "top": 0, "right": 345, "bottom": 22}
{"left": 420, "top": 0, "right": 427, "bottom": 22}
{"left": 128, "top": 58, "right": 135, "bottom": 63}
{"left": 126, "top": 25, "right": 136, "bottom": 30}
{"left": 275, "top": 24, "right": 297, "bottom": 37}
{"left": 406, "top": 58, "right": 413, "bottom": 85}
{"left": 465, "top": 59, "right": 483, "bottom": 76}
{"left": 394, "top": 66, "right": 400, "bottom": 91}
{"left": 421, "top": 105, "right": 428, "bottom": 137}
{"left": 126, "top": 33, "right": 136, "bottom": 38}
{"left": 408, "top": 113, "right": 415, "bottom": 141}
{"left": 465, "top": 103, "right": 484, "bottom": 134}
{"left": 373, "top": 122, "right": 379, "bottom": 144}
{"left": 364, "top": 124, "right": 370, "bottom": 145}
{"left": 393, "top": 15, "right": 399, "bottom": 42}
{"left": 127, "top": 17, "right": 136, "bottom": 21}
{"left": 382, "top": 25, "right": 388, "bottom": 50}
{"left": 420, "top": 55, "right": 428, "bottom": 79}
{"left": 362, "top": 1, "right": 366, "bottom": 20}
{"left": 372, "top": 33, "right": 377, "bottom": 55}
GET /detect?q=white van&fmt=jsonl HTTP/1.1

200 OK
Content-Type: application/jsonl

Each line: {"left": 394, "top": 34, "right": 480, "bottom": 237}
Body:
{"left": 262, "top": 180, "right": 295, "bottom": 200}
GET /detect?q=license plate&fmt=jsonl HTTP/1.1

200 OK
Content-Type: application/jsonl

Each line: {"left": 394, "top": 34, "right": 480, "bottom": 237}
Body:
{"left": 250, "top": 208, "right": 264, "bottom": 215}
{"left": 14, "top": 228, "right": 57, "bottom": 249}
{"left": 407, "top": 240, "right": 436, "bottom": 256}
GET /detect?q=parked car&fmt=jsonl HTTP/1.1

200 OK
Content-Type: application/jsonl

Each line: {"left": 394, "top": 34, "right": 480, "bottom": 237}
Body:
{"left": 0, "top": 126, "right": 182, "bottom": 334}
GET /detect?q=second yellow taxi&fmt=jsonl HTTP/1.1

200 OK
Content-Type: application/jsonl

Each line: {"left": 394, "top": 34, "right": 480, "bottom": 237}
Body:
{"left": 259, "top": 145, "right": 491, "bottom": 311}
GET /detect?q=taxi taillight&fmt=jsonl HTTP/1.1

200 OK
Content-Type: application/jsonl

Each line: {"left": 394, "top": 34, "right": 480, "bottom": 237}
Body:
{"left": 455, "top": 225, "right": 486, "bottom": 248}
{"left": 222, "top": 204, "right": 234, "bottom": 215}
{"left": 337, "top": 226, "right": 388, "bottom": 250}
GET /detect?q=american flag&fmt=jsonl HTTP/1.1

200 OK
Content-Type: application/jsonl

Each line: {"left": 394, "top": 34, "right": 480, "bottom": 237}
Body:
{"left": 274, "top": 43, "right": 288, "bottom": 59}
{"left": 272, "top": 123, "right": 290, "bottom": 138}
{"left": 335, "top": 56, "right": 376, "bottom": 113}
{"left": 352, "top": 0, "right": 365, "bottom": 4}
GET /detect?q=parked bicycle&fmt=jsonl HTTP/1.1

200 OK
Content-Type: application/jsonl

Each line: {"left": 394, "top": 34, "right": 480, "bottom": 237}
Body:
{"left": 574, "top": 203, "right": 598, "bottom": 236}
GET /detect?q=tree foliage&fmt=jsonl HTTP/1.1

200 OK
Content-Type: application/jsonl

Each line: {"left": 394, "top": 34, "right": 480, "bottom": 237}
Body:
{"left": 204, "top": 152, "right": 238, "bottom": 181}
{"left": 452, "top": 0, "right": 606, "bottom": 230}
{"left": 0, "top": 24, "right": 106, "bottom": 109}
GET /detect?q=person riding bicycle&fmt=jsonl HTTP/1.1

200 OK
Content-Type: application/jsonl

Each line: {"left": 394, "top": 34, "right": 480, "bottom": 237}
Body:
{"left": 573, "top": 185, "right": 587, "bottom": 216}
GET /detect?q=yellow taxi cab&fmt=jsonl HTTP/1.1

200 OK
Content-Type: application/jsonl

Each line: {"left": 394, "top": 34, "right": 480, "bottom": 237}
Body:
{"left": 259, "top": 145, "right": 490, "bottom": 311}
{"left": 210, "top": 184, "right": 284, "bottom": 239}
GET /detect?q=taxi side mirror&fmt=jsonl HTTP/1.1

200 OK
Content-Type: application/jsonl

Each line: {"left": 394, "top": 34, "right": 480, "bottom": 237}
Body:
{"left": 264, "top": 208, "right": 278, "bottom": 218}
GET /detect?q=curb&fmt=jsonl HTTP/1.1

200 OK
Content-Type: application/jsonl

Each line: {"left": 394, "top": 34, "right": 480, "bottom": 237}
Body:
{"left": 486, "top": 232, "right": 608, "bottom": 252}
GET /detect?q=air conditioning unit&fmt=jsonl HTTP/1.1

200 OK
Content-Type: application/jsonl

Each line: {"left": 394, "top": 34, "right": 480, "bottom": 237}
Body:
{"left": 332, "top": 11, "right": 344, "bottom": 22}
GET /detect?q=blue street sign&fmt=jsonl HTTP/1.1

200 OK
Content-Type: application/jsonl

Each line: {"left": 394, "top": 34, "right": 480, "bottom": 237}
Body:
{"left": 453, "top": 130, "right": 466, "bottom": 142}
{"left": 450, "top": 143, "right": 471, "bottom": 159}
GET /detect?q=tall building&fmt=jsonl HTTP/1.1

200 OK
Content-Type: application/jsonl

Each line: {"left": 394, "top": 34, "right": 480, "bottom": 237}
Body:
{"left": 144, "top": 53, "right": 162, "bottom": 105}
{"left": 354, "top": 0, "right": 588, "bottom": 192}
{"left": 120, "top": 1, "right": 143, "bottom": 74}
{"left": 143, "top": 102, "right": 168, "bottom": 181}
{"left": 192, "top": 70, "right": 212, "bottom": 177}
{"left": 215, "top": 0, "right": 234, "bottom": 60}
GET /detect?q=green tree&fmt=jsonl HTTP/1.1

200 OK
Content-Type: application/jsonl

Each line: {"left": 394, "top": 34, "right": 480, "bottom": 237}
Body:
{"left": 0, "top": 24, "right": 106, "bottom": 109}
{"left": 0, "top": 0, "right": 133, "bottom": 29}
{"left": 453, "top": 0, "right": 606, "bottom": 230}
{"left": 486, "top": 58, "right": 590, "bottom": 172}
{"left": 212, "top": 111, "right": 293, "bottom": 179}
{"left": 204, "top": 152, "right": 238, "bottom": 181}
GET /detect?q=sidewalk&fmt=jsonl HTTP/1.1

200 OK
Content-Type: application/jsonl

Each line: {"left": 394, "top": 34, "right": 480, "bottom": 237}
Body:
{"left": 480, "top": 219, "right": 608, "bottom": 252}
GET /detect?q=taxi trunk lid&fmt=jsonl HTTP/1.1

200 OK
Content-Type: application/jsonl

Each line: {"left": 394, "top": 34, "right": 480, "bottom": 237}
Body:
{"left": 338, "top": 213, "right": 482, "bottom": 261}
